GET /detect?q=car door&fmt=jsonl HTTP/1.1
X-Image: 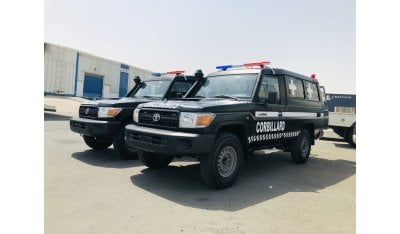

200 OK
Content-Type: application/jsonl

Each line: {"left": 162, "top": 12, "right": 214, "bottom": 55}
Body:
{"left": 249, "top": 72, "right": 286, "bottom": 147}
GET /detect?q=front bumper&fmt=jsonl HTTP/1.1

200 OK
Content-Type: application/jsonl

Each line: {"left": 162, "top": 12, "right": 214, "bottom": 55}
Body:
{"left": 70, "top": 117, "right": 121, "bottom": 136}
{"left": 125, "top": 124, "right": 215, "bottom": 156}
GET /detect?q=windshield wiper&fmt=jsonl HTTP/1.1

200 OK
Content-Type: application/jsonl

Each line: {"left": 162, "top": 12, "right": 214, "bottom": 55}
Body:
{"left": 192, "top": 95, "right": 206, "bottom": 98}
{"left": 212, "top": 95, "right": 240, "bottom": 101}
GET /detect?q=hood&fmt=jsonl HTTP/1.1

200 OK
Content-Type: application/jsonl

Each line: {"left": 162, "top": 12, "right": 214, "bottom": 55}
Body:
{"left": 81, "top": 97, "right": 156, "bottom": 108}
{"left": 139, "top": 98, "right": 253, "bottom": 112}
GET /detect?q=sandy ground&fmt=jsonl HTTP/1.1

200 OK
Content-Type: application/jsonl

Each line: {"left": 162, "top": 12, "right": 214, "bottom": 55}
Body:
{"left": 44, "top": 96, "right": 87, "bottom": 116}
{"left": 44, "top": 97, "right": 355, "bottom": 234}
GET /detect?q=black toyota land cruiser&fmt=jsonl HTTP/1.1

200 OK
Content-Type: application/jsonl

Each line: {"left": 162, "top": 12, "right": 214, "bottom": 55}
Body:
{"left": 125, "top": 62, "right": 328, "bottom": 188}
{"left": 70, "top": 71, "right": 199, "bottom": 159}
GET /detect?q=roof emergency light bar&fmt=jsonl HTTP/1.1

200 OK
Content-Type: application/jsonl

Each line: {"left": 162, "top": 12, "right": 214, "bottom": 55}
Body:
{"left": 152, "top": 70, "right": 185, "bottom": 77}
{"left": 216, "top": 61, "right": 271, "bottom": 71}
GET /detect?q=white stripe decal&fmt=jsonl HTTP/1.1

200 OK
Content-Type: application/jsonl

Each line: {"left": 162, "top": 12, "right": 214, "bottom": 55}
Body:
{"left": 282, "top": 112, "right": 317, "bottom": 117}
{"left": 254, "top": 112, "right": 321, "bottom": 118}
{"left": 255, "top": 111, "right": 279, "bottom": 118}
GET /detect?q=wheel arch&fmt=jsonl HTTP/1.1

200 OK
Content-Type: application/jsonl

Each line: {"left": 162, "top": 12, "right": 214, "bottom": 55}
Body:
{"left": 215, "top": 122, "right": 248, "bottom": 158}
{"left": 303, "top": 123, "right": 315, "bottom": 145}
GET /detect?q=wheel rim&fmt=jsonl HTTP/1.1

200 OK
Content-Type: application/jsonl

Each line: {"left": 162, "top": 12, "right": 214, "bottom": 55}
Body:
{"left": 300, "top": 137, "right": 309, "bottom": 157}
{"left": 217, "top": 146, "right": 237, "bottom": 177}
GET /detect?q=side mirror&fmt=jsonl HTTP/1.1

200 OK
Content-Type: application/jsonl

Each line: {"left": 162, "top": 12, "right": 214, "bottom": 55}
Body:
{"left": 269, "top": 92, "right": 278, "bottom": 104}
{"left": 257, "top": 98, "right": 268, "bottom": 106}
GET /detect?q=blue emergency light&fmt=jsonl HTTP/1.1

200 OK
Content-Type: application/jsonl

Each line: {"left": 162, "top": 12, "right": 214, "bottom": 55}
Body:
{"left": 215, "top": 65, "right": 233, "bottom": 71}
{"left": 152, "top": 73, "right": 162, "bottom": 77}
{"left": 151, "top": 70, "right": 185, "bottom": 77}
{"left": 216, "top": 61, "right": 270, "bottom": 71}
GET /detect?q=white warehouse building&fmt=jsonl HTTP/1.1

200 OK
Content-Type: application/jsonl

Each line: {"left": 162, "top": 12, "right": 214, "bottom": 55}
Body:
{"left": 44, "top": 42, "right": 154, "bottom": 98}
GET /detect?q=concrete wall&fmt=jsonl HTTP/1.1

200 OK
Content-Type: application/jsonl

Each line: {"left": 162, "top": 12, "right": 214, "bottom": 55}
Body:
{"left": 44, "top": 43, "right": 154, "bottom": 98}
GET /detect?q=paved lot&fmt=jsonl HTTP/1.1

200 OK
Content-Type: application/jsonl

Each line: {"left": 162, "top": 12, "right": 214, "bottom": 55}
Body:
{"left": 45, "top": 111, "right": 355, "bottom": 234}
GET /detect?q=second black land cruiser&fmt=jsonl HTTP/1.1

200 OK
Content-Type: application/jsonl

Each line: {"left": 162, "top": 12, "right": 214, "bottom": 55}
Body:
{"left": 125, "top": 62, "right": 328, "bottom": 188}
{"left": 70, "top": 71, "right": 200, "bottom": 159}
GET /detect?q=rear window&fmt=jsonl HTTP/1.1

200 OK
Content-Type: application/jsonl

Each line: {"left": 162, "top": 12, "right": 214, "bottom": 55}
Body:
{"left": 304, "top": 81, "right": 320, "bottom": 101}
{"left": 320, "top": 87, "right": 326, "bottom": 102}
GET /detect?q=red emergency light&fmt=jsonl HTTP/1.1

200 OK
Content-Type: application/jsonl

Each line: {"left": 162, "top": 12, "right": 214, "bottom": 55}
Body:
{"left": 243, "top": 61, "right": 271, "bottom": 68}
{"left": 167, "top": 70, "right": 185, "bottom": 75}
{"left": 216, "top": 61, "right": 271, "bottom": 70}
{"left": 310, "top": 74, "right": 316, "bottom": 79}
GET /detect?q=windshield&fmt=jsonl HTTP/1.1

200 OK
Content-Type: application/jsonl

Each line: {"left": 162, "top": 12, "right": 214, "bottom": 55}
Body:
{"left": 195, "top": 74, "right": 258, "bottom": 98}
{"left": 134, "top": 80, "right": 171, "bottom": 98}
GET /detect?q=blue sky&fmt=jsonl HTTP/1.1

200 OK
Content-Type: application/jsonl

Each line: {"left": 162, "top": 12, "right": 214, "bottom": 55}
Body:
{"left": 45, "top": 0, "right": 355, "bottom": 93}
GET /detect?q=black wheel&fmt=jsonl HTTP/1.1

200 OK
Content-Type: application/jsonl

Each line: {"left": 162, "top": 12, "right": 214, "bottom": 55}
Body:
{"left": 113, "top": 125, "right": 138, "bottom": 159}
{"left": 138, "top": 150, "right": 174, "bottom": 169}
{"left": 346, "top": 124, "right": 356, "bottom": 148}
{"left": 290, "top": 129, "right": 312, "bottom": 164}
{"left": 200, "top": 132, "right": 243, "bottom": 189}
{"left": 83, "top": 135, "right": 113, "bottom": 150}
{"left": 332, "top": 127, "right": 345, "bottom": 138}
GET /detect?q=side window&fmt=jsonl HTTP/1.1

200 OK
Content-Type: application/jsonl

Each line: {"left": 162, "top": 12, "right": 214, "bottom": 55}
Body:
{"left": 319, "top": 86, "right": 326, "bottom": 102}
{"left": 258, "top": 76, "right": 280, "bottom": 104}
{"left": 286, "top": 77, "right": 304, "bottom": 99}
{"left": 304, "top": 81, "right": 320, "bottom": 101}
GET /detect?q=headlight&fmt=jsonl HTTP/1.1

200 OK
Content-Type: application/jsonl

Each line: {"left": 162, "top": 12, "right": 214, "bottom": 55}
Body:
{"left": 133, "top": 108, "right": 140, "bottom": 123}
{"left": 98, "top": 107, "right": 122, "bottom": 118}
{"left": 179, "top": 112, "right": 215, "bottom": 128}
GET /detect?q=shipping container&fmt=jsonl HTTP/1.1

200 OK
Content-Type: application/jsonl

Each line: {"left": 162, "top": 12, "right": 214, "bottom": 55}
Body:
{"left": 326, "top": 93, "right": 356, "bottom": 113}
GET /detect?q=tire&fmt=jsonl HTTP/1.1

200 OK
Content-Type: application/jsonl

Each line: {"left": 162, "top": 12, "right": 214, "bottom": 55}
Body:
{"left": 290, "top": 129, "right": 312, "bottom": 164}
{"left": 138, "top": 150, "right": 174, "bottom": 169}
{"left": 83, "top": 135, "right": 113, "bottom": 150}
{"left": 113, "top": 125, "right": 138, "bottom": 160}
{"left": 200, "top": 132, "right": 243, "bottom": 189}
{"left": 346, "top": 124, "right": 356, "bottom": 148}
{"left": 315, "top": 129, "right": 324, "bottom": 139}
{"left": 332, "top": 127, "right": 345, "bottom": 138}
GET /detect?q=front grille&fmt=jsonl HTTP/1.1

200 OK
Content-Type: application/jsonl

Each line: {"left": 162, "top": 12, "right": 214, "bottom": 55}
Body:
{"left": 139, "top": 109, "right": 179, "bottom": 128}
{"left": 79, "top": 106, "right": 98, "bottom": 118}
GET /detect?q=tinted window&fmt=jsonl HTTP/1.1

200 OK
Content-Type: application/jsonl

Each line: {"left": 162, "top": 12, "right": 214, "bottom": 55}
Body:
{"left": 304, "top": 81, "right": 320, "bottom": 101}
{"left": 320, "top": 86, "right": 326, "bottom": 102}
{"left": 258, "top": 76, "right": 280, "bottom": 104}
{"left": 286, "top": 77, "right": 304, "bottom": 99}
{"left": 167, "top": 81, "right": 193, "bottom": 99}
{"left": 170, "top": 81, "right": 192, "bottom": 92}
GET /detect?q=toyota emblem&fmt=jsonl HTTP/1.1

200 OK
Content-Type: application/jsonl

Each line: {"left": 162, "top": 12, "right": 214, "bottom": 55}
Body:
{"left": 85, "top": 108, "right": 90, "bottom": 115}
{"left": 153, "top": 113, "right": 161, "bottom": 122}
